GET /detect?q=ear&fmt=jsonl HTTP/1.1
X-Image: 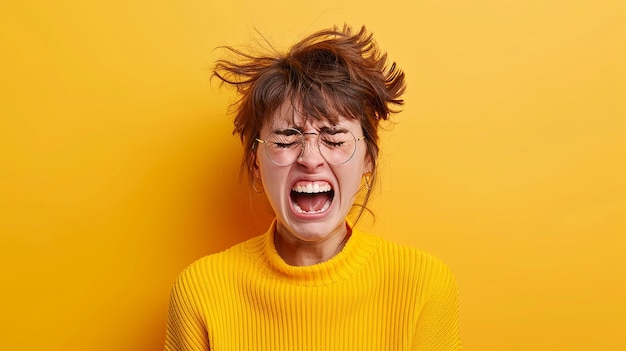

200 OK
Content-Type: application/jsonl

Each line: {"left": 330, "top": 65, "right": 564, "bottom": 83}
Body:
{"left": 252, "top": 149, "right": 261, "bottom": 180}
{"left": 363, "top": 153, "right": 374, "bottom": 175}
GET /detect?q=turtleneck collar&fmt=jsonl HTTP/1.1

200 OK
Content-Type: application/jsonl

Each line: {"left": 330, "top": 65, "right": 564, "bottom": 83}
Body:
{"left": 245, "top": 219, "right": 380, "bottom": 286}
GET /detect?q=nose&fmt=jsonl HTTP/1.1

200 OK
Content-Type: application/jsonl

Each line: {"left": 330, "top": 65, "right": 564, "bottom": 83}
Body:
{"left": 296, "top": 133, "right": 325, "bottom": 169}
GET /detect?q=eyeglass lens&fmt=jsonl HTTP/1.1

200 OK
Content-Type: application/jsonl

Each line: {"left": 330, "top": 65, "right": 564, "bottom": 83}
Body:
{"left": 263, "top": 129, "right": 358, "bottom": 166}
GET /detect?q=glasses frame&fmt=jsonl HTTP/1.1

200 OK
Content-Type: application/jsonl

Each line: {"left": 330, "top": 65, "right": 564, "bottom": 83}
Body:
{"left": 255, "top": 128, "right": 366, "bottom": 166}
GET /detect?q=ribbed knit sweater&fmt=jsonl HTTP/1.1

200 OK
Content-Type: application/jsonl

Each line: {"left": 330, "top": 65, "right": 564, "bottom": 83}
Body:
{"left": 165, "top": 222, "right": 461, "bottom": 350}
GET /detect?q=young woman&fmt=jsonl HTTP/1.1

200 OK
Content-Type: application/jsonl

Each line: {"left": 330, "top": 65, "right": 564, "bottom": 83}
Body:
{"left": 165, "top": 25, "right": 461, "bottom": 350}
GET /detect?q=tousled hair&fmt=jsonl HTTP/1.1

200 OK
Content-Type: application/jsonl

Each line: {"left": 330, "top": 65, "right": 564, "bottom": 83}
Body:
{"left": 212, "top": 24, "right": 406, "bottom": 223}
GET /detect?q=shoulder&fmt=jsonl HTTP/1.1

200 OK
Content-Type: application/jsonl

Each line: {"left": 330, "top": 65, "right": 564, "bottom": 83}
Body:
{"left": 364, "top": 232, "right": 458, "bottom": 292}
{"left": 173, "top": 234, "right": 264, "bottom": 287}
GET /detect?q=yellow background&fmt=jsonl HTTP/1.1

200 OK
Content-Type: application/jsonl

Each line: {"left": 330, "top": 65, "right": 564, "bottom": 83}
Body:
{"left": 1, "top": 1, "right": 624, "bottom": 350}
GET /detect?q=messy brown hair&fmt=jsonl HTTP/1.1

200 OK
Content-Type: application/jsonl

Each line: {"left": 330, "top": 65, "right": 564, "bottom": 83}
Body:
{"left": 213, "top": 24, "right": 406, "bottom": 222}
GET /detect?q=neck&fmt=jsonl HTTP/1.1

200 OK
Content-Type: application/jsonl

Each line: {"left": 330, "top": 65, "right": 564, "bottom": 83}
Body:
{"left": 273, "top": 222, "right": 351, "bottom": 266}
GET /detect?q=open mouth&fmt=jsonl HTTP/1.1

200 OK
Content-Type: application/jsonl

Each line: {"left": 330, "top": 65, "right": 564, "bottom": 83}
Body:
{"left": 290, "top": 181, "right": 334, "bottom": 214}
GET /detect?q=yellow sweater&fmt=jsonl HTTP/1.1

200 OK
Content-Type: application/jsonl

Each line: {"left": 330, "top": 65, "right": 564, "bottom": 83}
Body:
{"left": 165, "top": 222, "right": 461, "bottom": 350}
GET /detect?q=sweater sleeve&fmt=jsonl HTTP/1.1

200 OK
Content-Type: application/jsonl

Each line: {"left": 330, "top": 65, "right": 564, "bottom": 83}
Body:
{"left": 413, "top": 255, "right": 462, "bottom": 351}
{"left": 164, "top": 265, "right": 210, "bottom": 351}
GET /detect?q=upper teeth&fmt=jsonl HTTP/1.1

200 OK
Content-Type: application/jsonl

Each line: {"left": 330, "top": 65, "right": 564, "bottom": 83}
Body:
{"left": 292, "top": 183, "right": 331, "bottom": 193}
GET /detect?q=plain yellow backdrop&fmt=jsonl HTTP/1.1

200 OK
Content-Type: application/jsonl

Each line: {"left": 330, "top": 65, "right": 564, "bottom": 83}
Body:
{"left": 1, "top": 1, "right": 624, "bottom": 350}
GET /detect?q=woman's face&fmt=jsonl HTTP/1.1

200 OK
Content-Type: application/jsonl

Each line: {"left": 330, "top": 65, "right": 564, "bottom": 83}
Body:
{"left": 255, "top": 105, "right": 372, "bottom": 244}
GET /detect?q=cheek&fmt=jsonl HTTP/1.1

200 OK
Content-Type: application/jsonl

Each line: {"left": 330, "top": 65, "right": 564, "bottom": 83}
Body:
{"left": 258, "top": 159, "right": 287, "bottom": 193}
{"left": 342, "top": 155, "right": 371, "bottom": 194}
{"left": 338, "top": 167, "right": 365, "bottom": 195}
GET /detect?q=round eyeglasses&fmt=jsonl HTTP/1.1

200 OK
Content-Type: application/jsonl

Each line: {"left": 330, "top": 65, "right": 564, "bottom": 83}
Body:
{"left": 255, "top": 128, "right": 366, "bottom": 166}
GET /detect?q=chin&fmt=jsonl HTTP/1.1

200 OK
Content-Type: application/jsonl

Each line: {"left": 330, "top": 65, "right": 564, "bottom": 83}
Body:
{"left": 279, "top": 214, "right": 346, "bottom": 242}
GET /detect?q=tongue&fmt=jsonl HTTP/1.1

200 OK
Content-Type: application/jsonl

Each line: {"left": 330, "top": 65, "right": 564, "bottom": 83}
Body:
{"left": 292, "top": 193, "right": 330, "bottom": 212}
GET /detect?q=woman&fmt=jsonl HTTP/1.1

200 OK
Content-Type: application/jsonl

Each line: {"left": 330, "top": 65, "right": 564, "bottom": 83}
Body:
{"left": 165, "top": 25, "right": 461, "bottom": 350}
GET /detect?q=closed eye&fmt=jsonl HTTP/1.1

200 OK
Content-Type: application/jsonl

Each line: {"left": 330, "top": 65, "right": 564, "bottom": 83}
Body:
{"left": 320, "top": 139, "right": 346, "bottom": 148}
{"left": 273, "top": 141, "right": 300, "bottom": 149}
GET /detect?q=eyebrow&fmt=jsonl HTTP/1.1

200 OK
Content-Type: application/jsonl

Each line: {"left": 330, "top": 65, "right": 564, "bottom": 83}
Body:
{"left": 271, "top": 126, "right": 350, "bottom": 135}
{"left": 271, "top": 128, "right": 301, "bottom": 136}
{"left": 319, "top": 126, "right": 349, "bottom": 135}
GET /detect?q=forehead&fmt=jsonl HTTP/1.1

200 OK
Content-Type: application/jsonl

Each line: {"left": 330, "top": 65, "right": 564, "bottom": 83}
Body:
{"left": 264, "top": 100, "right": 361, "bottom": 131}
